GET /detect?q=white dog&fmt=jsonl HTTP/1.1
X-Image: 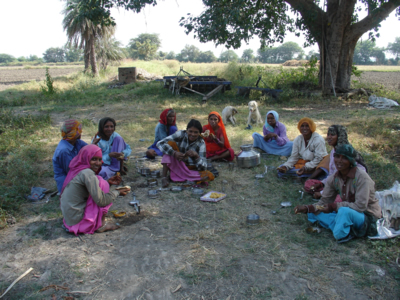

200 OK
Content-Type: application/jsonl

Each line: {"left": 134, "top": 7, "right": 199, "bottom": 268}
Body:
{"left": 247, "top": 101, "right": 263, "bottom": 126}
{"left": 222, "top": 106, "right": 238, "bottom": 126}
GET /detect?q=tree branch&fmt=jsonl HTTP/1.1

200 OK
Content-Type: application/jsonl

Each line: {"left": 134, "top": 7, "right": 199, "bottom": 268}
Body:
{"left": 285, "top": 0, "right": 326, "bottom": 42}
{"left": 350, "top": 0, "right": 400, "bottom": 38}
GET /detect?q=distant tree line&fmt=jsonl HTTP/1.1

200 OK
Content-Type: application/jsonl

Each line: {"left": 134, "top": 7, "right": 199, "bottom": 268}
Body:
{"left": 2, "top": 35, "right": 400, "bottom": 66}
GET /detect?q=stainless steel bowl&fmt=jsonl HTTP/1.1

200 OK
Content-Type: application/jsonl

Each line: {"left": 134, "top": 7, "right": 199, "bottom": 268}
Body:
{"left": 171, "top": 186, "right": 183, "bottom": 193}
{"left": 151, "top": 170, "right": 161, "bottom": 178}
{"left": 246, "top": 214, "right": 260, "bottom": 225}
{"left": 148, "top": 190, "right": 159, "bottom": 198}
{"left": 192, "top": 188, "right": 204, "bottom": 196}
{"left": 140, "top": 168, "right": 151, "bottom": 176}
{"left": 147, "top": 178, "right": 158, "bottom": 186}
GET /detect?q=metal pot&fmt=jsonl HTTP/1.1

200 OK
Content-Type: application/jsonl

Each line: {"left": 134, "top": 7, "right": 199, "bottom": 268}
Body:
{"left": 246, "top": 214, "right": 260, "bottom": 225}
{"left": 236, "top": 144, "right": 260, "bottom": 168}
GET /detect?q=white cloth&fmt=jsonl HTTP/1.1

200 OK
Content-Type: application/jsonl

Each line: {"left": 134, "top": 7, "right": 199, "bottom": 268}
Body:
{"left": 283, "top": 132, "right": 328, "bottom": 170}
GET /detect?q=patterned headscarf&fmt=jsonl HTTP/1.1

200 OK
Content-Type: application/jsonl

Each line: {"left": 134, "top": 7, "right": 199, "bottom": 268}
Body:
{"left": 297, "top": 117, "right": 317, "bottom": 133}
{"left": 328, "top": 124, "right": 367, "bottom": 171}
{"left": 265, "top": 110, "right": 279, "bottom": 132}
{"left": 335, "top": 144, "right": 357, "bottom": 167}
{"left": 98, "top": 117, "right": 116, "bottom": 140}
{"left": 159, "top": 109, "right": 176, "bottom": 126}
{"left": 327, "top": 125, "right": 349, "bottom": 148}
{"left": 61, "top": 119, "right": 82, "bottom": 141}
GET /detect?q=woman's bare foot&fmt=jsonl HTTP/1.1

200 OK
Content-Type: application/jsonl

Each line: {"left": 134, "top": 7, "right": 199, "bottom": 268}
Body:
{"left": 96, "top": 222, "right": 121, "bottom": 233}
{"left": 161, "top": 177, "right": 169, "bottom": 188}
{"left": 200, "top": 176, "right": 209, "bottom": 181}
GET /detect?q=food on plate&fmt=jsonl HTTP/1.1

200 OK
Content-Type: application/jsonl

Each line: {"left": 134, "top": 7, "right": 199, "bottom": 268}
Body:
{"left": 316, "top": 205, "right": 325, "bottom": 210}
{"left": 209, "top": 192, "right": 224, "bottom": 199}
{"left": 116, "top": 186, "right": 131, "bottom": 191}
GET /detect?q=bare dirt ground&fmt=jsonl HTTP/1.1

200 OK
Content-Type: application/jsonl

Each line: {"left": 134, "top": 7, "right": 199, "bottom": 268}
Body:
{"left": 0, "top": 67, "right": 82, "bottom": 91}
{"left": 353, "top": 71, "right": 400, "bottom": 90}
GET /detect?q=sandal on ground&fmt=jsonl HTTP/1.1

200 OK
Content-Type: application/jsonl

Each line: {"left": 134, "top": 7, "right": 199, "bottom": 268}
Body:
{"left": 95, "top": 222, "right": 121, "bottom": 233}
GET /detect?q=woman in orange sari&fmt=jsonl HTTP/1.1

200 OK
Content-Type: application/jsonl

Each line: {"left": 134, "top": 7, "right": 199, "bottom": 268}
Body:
{"left": 202, "top": 112, "right": 235, "bottom": 161}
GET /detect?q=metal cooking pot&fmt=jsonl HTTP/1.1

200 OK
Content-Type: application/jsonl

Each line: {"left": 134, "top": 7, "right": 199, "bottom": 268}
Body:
{"left": 236, "top": 144, "right": 260, "bottom": 168}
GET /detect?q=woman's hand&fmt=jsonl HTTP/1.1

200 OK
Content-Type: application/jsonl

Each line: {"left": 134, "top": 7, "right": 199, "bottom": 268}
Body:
{"left": 108, "top": 175, "right": 122, "bottom": 186}
{"left": 310, "top": 182, "right": 323, "bottom": 191}
{"left": 294, "top": 205, "right": 308, "bottom": 214}
{"left": 313, "top": 191, "right": 322, "bottom": 199}
{"left": 296, "top": 167, "right": 306, "bottom": 175}
{"left": 117, "top": 187, "right": 130, "bottom": 196}
{"left": 92, "top": 132, "right": 101, "bottom": 145}
{"left": 316, "top": 205, "right": 330, "bottom": 214}
{"left": 264, "top": 133, "right": 273, "bottom": 141}
{"left": 109, "top": 152, "right": 124, "bottom": 160}
{"left": 185, "top": 150, "right": 199, "bottom": 159}
{"left": 173, "top": 151, "right": 185, "bottom": 161}
{"left": 277, "top": 166, "right": 288, "bottom": 173}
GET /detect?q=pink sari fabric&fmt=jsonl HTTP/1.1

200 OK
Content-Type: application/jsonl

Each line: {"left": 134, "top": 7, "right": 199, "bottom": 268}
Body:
{"left": 63, "top": 176, "right": 112, "bottom": 235}
{"left": 161, "top": 154, "right": 201, "bottom": 182}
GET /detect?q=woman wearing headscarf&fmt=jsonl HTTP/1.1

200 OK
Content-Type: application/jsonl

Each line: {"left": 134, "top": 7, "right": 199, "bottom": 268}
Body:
{"left": 277, "top": 117, "right": 327, "bottom": 178}
{"left": 92, "top": 117, "right": 132, "bottom": 180}
{"left": 60, "top": 144, "right": 130, "bottom": 235}
{"left": 157, "top": 119, "right": 214, "bottom": 187}
{"left": 53, "top": 119, "right": 88, "bottom": 193}
{"left": 252, "top": 110, "right": 293, "bottom": 156}
{"left": 294, "top": 144, "right": 381, "bottom": 243}
{"left": 202, "top": 111, "right": 235, "bottom": 161}
{"left": 305, "top": 125, "right": 368, "bottom": 200}
{"left": 146, "top": 109, "right": 178, "bottom": 159}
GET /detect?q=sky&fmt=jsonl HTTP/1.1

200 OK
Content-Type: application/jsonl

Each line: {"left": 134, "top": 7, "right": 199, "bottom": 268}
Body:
{"left": 0, "top": 0, "right": 399, "bottom": 59}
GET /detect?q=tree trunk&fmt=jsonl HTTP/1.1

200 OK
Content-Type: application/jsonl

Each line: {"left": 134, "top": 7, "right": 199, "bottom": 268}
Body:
{"left": 84, "top": 44, "right": 90, "bottom": 73}
{"left": 89, "top": 35, "right": 99, "bottom": 77}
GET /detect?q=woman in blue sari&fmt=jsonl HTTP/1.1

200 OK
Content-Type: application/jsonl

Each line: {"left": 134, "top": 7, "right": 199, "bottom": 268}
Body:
{"left": 146, "top": 108, "right": 177, "bottom": 158}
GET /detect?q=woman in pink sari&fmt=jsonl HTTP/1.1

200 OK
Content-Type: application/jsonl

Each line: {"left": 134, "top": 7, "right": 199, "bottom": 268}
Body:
{"left": 60, "top": 144, "right": 130, "bottom": 235}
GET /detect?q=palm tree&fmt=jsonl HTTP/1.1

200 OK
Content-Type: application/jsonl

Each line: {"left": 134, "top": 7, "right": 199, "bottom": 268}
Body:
{"left": 62, "top": 0, "right": 115, "bottom": 76}
{"left": 96, "top": 37, "right": 125, "bottom": 70}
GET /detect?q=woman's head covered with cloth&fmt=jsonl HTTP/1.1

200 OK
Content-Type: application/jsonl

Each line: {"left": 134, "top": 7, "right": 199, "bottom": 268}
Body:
{"left": 335, "top": 144, "right": 357, "bottom": 168}
{"left": 98, "top": 117, "right": 116, "bottom": 139}
{"left": 159, "top": 109, "right": 176, "bottom": 126}
{"left": 327, "top": 125, "right": 349, "bottom": 148}
{"left": 265, "top": 110, "right": 279, "bottom": 132}
{"left": 297, "top": 117, "right": 317, "bottom": 133}
{"left": 204, "top": 111, "right": 231, "bottom": 149}
{"left": 61, "top": 119, "right": 82, "bottom": 141}
{"left": 61, "top": 144, "right": 103, "bottom": 194}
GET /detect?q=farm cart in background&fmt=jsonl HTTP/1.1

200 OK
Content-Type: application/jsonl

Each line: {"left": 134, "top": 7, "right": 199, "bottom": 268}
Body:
{"left": 236, "top": 76, "right": 283, "bottom": 99}
{"left": 161, "top": 67, "right": 232, "bottom": 103}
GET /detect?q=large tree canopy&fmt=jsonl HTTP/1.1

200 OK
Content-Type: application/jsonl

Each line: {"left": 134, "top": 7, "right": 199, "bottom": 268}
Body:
{"left": 82, "top": 0, "right": 400, "bottom": 91}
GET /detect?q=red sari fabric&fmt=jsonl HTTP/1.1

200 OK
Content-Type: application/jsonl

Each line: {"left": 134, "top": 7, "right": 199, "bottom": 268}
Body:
{"left": 202, "top": 111, "right": 234, "bottom": 161}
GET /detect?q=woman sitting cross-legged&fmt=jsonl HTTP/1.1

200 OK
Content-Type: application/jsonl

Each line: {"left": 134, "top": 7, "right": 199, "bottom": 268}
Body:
{"left": 53, "top": 119, "right": 87, "bottom": 193}
{"left": 92, "top": 117, "right": 132, "bottom": 180}
{"left": 156, "top": 119, "right": 214, "bottom": 188}
{"left": 252, "top": 110, "right": 293, "bottom": 157}
{"left": 202, "top": 111, "right": 235, "bottom": 161}
{"left": 146, "top": 108, "right": 178, "bottom": 159}
{"left": 277, "top": 117, "right": 328, "bottom": 178}
{"left": 60, "top": 144, "right": 130, "bottom": 235}
{"left": 294, "top": 144, "right": 381, "bottom": 243}
{"left": 304, "top": 125, "right": 368, "bottom": 200}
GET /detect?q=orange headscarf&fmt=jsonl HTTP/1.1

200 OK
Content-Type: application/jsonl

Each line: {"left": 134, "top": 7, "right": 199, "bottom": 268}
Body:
{"left": 297, "top": 117, "right": 316, "bottom": 133}
{"left": 203, "top": 111, "right": 231, "bottom": 152}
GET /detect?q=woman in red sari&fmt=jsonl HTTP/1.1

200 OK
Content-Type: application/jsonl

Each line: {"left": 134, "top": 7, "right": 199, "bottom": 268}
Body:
{"left": 202, "top": 111, "right": 235, "bottom": 161}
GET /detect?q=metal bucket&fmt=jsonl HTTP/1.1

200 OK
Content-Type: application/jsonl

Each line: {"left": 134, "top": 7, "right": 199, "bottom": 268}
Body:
{"left": 236, "top": 144, "right": 260, "bottom": 168}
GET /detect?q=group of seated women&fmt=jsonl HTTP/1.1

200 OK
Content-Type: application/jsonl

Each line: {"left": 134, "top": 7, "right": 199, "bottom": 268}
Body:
{"left": 53, "top": 108, "right": 381, "bottom": 243}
